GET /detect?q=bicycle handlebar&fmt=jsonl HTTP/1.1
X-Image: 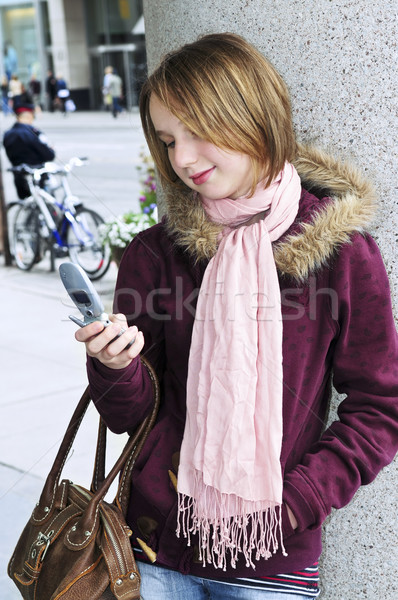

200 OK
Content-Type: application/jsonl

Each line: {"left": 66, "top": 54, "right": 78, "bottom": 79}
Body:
{"left": 7, "top": 157, "right": 88, "bottom": 179}
{"left": 8, "top": 164, "right": 43, "bottom": 175}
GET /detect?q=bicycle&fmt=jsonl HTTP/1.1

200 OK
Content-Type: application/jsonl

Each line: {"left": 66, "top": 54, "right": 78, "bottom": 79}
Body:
{"left": 8, "top": 157, "right": 111, "bottom": 280}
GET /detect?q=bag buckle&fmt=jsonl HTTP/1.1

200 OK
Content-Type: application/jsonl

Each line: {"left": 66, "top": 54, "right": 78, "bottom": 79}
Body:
{"left": 37, "top": 532, "right": 53, "bottom": 563}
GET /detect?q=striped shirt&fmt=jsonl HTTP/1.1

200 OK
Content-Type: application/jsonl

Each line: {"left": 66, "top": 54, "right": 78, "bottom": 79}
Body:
{"left": 134, "top": 544, "right": 320, "bottom": 596}
{"left": 209, "top": 562, "right": 320, "bottom": 596}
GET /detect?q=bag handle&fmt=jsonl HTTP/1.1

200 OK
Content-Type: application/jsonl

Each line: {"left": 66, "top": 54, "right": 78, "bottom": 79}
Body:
{"left": 33, "top": 357, "right": 160, "bottom": 537}
{"left": 65, "top": 415, "right": 154, "bottom": 548}
{"left": 117, "top": 356, "right": 160, "bottom": 514}
{"left": 90, "top": 356, "right": 160, "bottom": 502}
{"left": 91, "top": 418, "right": 107, "bottom": 494}
{"left": 34, "top": 386, "right": 92, "bottom": 522}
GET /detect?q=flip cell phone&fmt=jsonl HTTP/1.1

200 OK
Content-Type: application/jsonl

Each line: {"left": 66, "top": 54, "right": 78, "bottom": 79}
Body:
{"left": 59, "top": 262, "right": 110, "bottom": 328}
{"left": 59, "top": 262, "right": 135, "bottom": 349}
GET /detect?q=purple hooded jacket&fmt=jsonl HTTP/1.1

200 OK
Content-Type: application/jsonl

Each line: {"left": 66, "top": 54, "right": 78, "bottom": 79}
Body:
{"left": 87, "top": 146, "right": 398, "bottom": 579}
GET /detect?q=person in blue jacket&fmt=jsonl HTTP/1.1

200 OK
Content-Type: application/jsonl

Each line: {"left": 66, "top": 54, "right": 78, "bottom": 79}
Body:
{"left": 3, "top": 92, "right": 55, "bottom": 198}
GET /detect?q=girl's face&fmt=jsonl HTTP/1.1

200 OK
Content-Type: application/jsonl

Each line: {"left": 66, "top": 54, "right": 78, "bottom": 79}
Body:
{"left": 149, "top": 95, "right": 254, "bottom": 200}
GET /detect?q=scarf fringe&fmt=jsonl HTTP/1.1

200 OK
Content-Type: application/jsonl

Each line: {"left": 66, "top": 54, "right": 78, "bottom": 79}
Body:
{"left": 177, "top": 491, "right": 287, "bottom": 571}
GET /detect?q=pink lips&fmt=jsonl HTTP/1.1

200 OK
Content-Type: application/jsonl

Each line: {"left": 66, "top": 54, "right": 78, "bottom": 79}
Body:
{"left": 190, "top": 167, "right": 215, "bottom": 186}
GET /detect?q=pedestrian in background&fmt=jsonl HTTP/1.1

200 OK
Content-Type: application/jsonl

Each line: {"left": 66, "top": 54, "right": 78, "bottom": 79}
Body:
{"left": 102, "top": 66, "right": 113, "bottom": 110}
{"left": 103, "top": 65, "right": 113, "bottom": 89}
{"left": 74, "top": 33, "right": 398, "bottom": 599}
{"left": 3, "top": 42, "right": 18, "bottom": 80}
{"left": 45, "top": 70, "right": 57, "bottom": 112}
{"left": 8, "top": 74, "right": 22, "bottom": 110}
{"left": 28, "top": 74, "right": 42, "bottom": 111}
{"left": 55, "top": 75, "right": 70, "bottom": 115}
{"left": 1, "top": 74, "right": 12, "bottom": 115}
{"left": 108, "top": 68, "right": 123, "bottom": 118}
{"left": 3, "top": 92, "right": 55, "bottom": 199}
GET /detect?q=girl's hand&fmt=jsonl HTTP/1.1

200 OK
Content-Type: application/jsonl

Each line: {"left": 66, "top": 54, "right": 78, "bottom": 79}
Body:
{"left": 286, "top": 504, "right": 298, "bottom": 530}
{"left": 75, "top": 313, "right": 144, "bottom": 370}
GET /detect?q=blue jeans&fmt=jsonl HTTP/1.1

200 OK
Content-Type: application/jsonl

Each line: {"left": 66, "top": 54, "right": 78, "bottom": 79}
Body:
{"left": 138, "top": 561, "right": 310, "bottom": 599}
{"left": 2, "top": 96, "right": 12, "bottom": 114}
{"left": 112, "top": 96, "right": 122, "bottom": 116}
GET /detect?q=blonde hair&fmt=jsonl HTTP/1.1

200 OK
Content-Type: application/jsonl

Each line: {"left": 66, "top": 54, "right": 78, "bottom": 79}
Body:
{"left": 140, "top": 32, "right": 297, "bottom": 194}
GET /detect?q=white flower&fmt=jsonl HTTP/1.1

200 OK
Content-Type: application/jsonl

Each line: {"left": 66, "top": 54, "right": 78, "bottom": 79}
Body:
{"left": 98, "top": 212, "right": 156, "bottom": 248}
{"left": 98, "top": 152, "right": 158, "bottom": 250}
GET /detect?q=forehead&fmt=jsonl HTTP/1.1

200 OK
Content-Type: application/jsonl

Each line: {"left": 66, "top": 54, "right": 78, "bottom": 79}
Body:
{"left": 149, "top": 94, "right": 183, "bottom": 133}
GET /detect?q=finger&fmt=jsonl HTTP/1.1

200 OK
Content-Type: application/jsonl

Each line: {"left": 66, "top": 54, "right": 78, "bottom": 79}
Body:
{"left": 86, "top": 321, "right": 124, "bottom": 354}
{"left": 117, "top": 330, "right": 145, "bottom": 363}
{"left": 75, "top": 320, "right": 104, "bottom": 342}
{"left": 129, "top": 330, "right": 145, "bottom": 355}
{"left": 109, "top": 313, "right": 128, "bottom": 328}
{"left": 102, "top": 326, "right": 139, "bottom": 357}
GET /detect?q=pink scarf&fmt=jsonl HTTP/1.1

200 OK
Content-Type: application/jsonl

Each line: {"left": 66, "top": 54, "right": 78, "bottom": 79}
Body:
{"left": 177, "top": 163, "right": 301, "bottom": 570}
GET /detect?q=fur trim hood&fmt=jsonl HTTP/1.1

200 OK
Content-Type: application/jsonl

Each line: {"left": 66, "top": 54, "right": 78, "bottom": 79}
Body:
{"left": 164, "top": 144, "right": 377, "bottom": 282}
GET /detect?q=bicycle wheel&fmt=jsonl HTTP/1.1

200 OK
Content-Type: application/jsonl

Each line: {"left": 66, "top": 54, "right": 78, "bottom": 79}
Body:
{"left": 66, "top": 207, "right": 111, "bottom": 280}
{"left": 12, "top": 204, "right": 41, "bottom": 270}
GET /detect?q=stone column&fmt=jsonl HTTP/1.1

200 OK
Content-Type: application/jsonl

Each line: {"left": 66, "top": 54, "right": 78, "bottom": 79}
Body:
{"left": 142, "top": 1, "right": 398, "bottom": 598}
{"left": 47, "top": 0, "right": 90, "bottom": 108}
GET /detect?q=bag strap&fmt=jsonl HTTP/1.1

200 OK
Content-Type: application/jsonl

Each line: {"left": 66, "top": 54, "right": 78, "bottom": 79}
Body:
{"left": 34, "top": 385, "right": 92, "bottom": 521}
{"left": 90, "top": 356, "right": 160, "bottom": 504}
{"left": 116, "top": 356, "right": 160, "bottom": 515}
{"left": 91, "top": 418, "right": 107, "bottom": 494}
{"left": 34, "top": 357, "right": 160, "bottom": 532}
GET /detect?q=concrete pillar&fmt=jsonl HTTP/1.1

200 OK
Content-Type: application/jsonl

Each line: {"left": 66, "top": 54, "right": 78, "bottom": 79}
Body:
{"left": 142, "top": 2, "right": 398, "bottom": 598}
{"left": 47, "top": 0, "right": 90, "bottom": 108}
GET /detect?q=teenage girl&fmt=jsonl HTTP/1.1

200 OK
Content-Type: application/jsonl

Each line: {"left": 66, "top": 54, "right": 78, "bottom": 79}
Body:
{"left": 75, "top": 33, "right": 398, "bottom": 599}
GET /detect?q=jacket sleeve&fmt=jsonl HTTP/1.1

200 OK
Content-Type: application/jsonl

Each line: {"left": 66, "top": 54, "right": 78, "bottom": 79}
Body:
{"left": 283, "top": 233, "right": 398, "bottom": 532}
{"left": 87, "top": 230, "right": 165, "bottom": 434}
{"left": 33, "top": 130, "right": 55, "bottom": 163}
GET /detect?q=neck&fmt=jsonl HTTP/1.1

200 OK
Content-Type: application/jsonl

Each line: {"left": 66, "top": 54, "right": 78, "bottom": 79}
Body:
{"left": 237, "top": 209, "right": 269, "bottom": 228}
{"left": 17, "top": 112, "right": 34, "bottom": 125}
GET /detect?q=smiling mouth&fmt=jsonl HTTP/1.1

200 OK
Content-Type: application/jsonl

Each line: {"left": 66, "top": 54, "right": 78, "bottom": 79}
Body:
{"left": 189, "top": 167, "right": 215, "bottom": 186}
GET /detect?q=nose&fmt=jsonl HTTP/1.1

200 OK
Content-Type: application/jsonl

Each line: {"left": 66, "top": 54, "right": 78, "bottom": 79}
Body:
{"left": 172, "top": 139, "right": 198, "bottom": 170}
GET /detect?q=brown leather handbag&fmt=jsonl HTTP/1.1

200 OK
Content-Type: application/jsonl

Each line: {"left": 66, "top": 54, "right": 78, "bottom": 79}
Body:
{"left": 8, "top": 357, "right": 159, "bottom": 600}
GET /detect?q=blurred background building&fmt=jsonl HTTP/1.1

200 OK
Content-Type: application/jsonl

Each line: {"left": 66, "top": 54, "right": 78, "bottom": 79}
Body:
{"left": 0, "top": 0, "right": 146, "bottom": 110}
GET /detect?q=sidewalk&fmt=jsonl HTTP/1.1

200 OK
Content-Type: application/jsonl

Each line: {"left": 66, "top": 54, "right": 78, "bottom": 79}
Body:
{"left": 0, "top": 110, "right": 145, "bottom": 597}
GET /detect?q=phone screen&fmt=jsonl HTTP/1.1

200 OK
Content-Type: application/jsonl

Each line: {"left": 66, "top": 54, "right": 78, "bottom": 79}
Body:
{"left": 71, "top": 290, "right": 92, "bottom": 305}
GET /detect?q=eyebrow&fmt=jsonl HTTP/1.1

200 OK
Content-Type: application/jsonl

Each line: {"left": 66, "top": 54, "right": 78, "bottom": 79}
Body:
{"left": 153, "top": 118, "right": 184, "bottom": 137}
{"left": 154, "top": 130, "right": 170, "bottom": 137}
